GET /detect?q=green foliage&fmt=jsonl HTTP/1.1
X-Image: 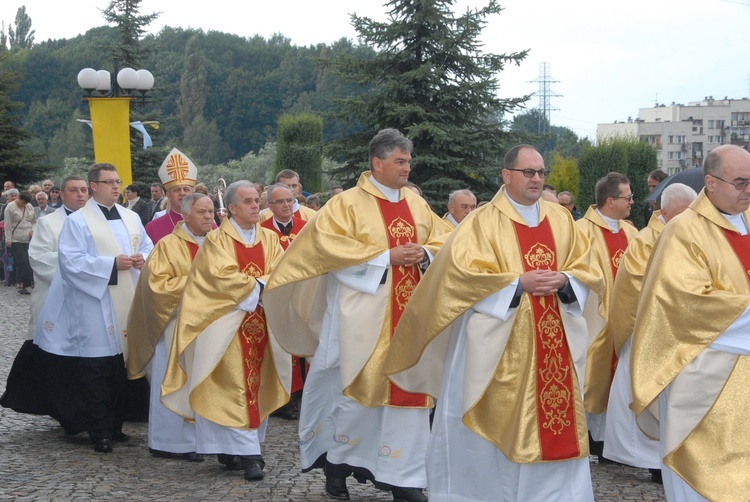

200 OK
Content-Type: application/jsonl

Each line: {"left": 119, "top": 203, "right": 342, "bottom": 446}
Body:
{"left": 511, "top": 109, "right": 590, "bottom": 161}
{"left": 8, "top": 6, "right": 35, "bottom": 50}
{"left": 200, "top": 142, "right": 278, "bottom": 188}
{"left": 546, "top": 152, "right": 580, "bottom": 198}
{"left": 325, "top": 0, "right": 529, "bottom": 208}
{"left": 275, "top": 114, "right": 324, "bottom": 193}
{"left": 101, "top": 0, "right": 160, "bottom": 66}
{"left": 578, "top": 137, "right": 657, "bottom": 228}
{"left": 0, "top": 52, "right": 46, "bottom": 183}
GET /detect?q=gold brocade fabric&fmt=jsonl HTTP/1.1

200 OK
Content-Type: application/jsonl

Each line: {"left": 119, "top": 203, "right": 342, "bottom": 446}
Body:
{"left": 126, "top": 222, "right": 196, "bottom": 379}
{"left": 161, "top": 219, "right": 288, "bottom": 429}
{"left": 259, "top": 204, "right": 317, "bottom": 223}
{"left": 631, "top": 191, "right": 750, "bottom": 499}
{"left": 383, "top": 189, "right": 605, "bottom": 463}
{"left": 576, "top": 206, "right": 638, "bottom": 413}
{"left": 606, "top": 211, "right": 664, "bottom": 353}
{"left": 263, "top": 171, "right": 452, "bottom": 407}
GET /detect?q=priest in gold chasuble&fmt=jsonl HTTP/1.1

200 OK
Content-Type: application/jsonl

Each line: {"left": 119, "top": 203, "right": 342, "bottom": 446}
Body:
{"left": 575, "top": 172, "right": 638, "bottom": 451}
{"left": 632, "top": 145, "right": 750, "bottom": 502}
{"left": 161, "top": 181, "right": 289, "bottom": 482}
{"left": 264, "top": 129, "right": 451, "bottom": 502}
{"left": 126, "top": 194, "right": 216, "bottom": 461}
{"left": 384, "top": 145, "right": 604, "bottom": 502}
{"left": 601, "top": 184, "right": 696, "bottom": 475}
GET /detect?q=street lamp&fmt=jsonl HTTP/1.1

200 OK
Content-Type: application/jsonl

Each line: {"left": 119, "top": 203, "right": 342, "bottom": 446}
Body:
{"left": 77, "top": 62, "right": 155, "bottom": 188}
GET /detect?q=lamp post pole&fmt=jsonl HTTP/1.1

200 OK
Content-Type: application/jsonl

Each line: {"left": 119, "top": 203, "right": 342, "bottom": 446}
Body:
{"left": 77, "top": 63, "right": 154, "bottom": 188}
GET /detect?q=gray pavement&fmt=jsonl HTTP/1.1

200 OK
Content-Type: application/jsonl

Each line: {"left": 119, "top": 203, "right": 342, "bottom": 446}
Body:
{"left": 0, "top": 283, "right": 665, "bottom": 500}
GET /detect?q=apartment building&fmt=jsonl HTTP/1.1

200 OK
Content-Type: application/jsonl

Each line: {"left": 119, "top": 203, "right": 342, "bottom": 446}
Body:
{"left": 597, "top": 98, "right": 750, "bottom": 174}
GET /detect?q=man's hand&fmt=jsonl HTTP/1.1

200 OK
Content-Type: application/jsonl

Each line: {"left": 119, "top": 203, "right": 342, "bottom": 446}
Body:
{"left": 130, "top": 253, "right": 145, "bottom": 270}
{"left": 519, "top": 270, "right": 567, "bottom": 297}
{"left": 390, "top": 242, "right": 426, "bottom": 267}
{"left": 115, "top": 254, "right": 133, "bottom": 271}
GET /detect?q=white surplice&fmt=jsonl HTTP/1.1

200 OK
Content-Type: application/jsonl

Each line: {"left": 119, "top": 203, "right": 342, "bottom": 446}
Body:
{"left": 26, "top": 206, "right": 68, "bottom": 340}
{"left": 34, "top": 198, "right": 153, "bottom": 358}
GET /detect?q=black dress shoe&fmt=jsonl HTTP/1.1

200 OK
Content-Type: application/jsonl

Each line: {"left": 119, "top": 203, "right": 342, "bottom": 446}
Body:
{"left": 244, "top": 459, "right": 264, "bottom": 481}
{"left": 181, "top": 452, "right": 204, "bottom": 462}
{"left": 324, "top": 462, "right": 350, "bottom": 500}
{"left": 218, "top": 454, "right": 250, "bottom": 470}
{"left": 112, "top": 432, "right": 130, "bottom": 442}
{"left": 392, "top": 487, "right": 428, "bottom": 502}
{"left": 94, "top": 438, "right": 113, "bottom": 453}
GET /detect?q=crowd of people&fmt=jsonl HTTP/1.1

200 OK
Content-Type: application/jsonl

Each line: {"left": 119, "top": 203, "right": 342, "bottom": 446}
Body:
{"left": 1, "top": 133, "right": 749, "bottom": 502}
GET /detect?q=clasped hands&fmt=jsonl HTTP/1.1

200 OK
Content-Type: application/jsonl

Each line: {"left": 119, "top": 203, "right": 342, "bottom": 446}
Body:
{"left": 390, "top": 242, "right": 425, "bottom": 267}
{"left": 116, "top": 253, "right": 145, "bottom": 271}
{"left": 519, "top": 269, "right": 567, "bottom": 297}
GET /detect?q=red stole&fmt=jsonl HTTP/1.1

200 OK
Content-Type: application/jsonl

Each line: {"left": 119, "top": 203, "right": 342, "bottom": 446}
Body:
{"left": 186, "top": 241, "right": 199, "bottom": 261}
{"left": 232, "top": 239, "right": 268, "bottom": 428}
{"left": 260, "top": 217, "right": 306, "bottom": 251}
{"left": 599, "top": 226, "right": 630, "bottom": 377}
{"left": 376, "top": 197, "right": 429, "bottom": 408}
{"left": 514, "top": 218, "right": 581, "bottom": 460}
{"left": 722, "top": 227, "right": 750, "bottom": 287}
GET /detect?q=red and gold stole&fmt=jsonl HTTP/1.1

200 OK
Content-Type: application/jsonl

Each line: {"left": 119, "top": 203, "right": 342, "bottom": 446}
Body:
{"left": 233, "top": 239, "right": 268, "bottom": 428}
{"left": 376, "top": 197, "right": 429, "bottom": 408}
{"left": 514, "top": 218, "right": 581, "bottom": 460}
{"left": 722, "top": 228, "right": 750, "bottom": 287}
{"left": 599, "top": 226, "right": 630, "bottom": 377}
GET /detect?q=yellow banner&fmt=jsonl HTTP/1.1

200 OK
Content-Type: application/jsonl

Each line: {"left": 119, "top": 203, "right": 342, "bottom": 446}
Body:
{"left": 88, "top": 98, "right": 133, "bottom": 188}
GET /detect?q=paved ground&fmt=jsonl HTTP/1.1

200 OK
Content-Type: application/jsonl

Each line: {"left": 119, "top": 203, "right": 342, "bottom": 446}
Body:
{"left": 0, "top": 283, "right": 666, "bottom": 500}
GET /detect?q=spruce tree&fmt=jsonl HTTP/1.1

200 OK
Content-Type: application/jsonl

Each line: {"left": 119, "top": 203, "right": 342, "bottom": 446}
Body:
{"left": 101, "top": 0, "right": 160, "bottom": 67}
{"left": 326, "top": 0, "right": 529, "bottom": 206}
{"left": 0, "top": 53, "right": 46, "bottom": 184}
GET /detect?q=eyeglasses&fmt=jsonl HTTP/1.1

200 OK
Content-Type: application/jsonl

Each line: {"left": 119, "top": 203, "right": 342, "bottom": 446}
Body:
{"left": 505, "top": 168, "right": 551, "bottom": 179}
{"left": 94, "top": 179, "right": 123, "bottom": 186}
{"left": 612, "top": 194, "right": 635, "bottom": 201}
{"left": 711, "top": 174, "right": 750, "bottom": 191}
{"left": 271, "top": 197, "right": 295, "bottom": 205}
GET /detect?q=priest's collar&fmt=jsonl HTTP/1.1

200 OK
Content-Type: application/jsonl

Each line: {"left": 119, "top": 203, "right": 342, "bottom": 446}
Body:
{"left": 595, "top": 208, "right": 620, "bottom": 233}
{"left": 97, "top": 202, "right": 121, "bottom": 220}
{"left": 63, "top": 205, "right": 76, "bottom": 215}
{"left": 503, "top": 188, "right": 540, "bottom": 227}
{"left": 722, "top": 212, "right": 749, "bottom": 236}
{"left": 229, "top": 217, "right": 256, "bottom": 244}
{"left": 369, "top": 176, "right": 400, "bottom": 203}
{"left": 183, "top": 224, "right": 207, "bottom": 246}
{"left": 658, "top": 214, "right": 667, "bottom": 225}
{"left": 292, "top": 199, "right": 301, "bottom": 213}
{"left": 446, "top": 213, "right": 460, "bottom": 227}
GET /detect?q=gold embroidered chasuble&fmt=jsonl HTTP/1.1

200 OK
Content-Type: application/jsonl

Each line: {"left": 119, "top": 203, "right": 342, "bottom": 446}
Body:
{"left": 160, "top": 219, "right": 290, "bottom": 429}
{"left": 576, "top": 206, "right": 638, "bottom": 413}
{"left": 605, "top": 211, "right": 665, "bottom": 354}
{"left": 631, "top": 191, "right": 750, "bottom": 501}
{"left": 127, "top": 222, "right": 198, "bottom": 380}
{"left": 263, "top": 171, "right": 452, "bottom": 408}
{"left": 383, "top": 190, "right": 605, "bottom": 463}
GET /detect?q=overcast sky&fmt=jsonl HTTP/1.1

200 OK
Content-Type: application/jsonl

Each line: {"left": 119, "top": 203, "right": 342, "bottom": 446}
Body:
{"left": 2, "top": 0, "right": 749, "bottom": 139}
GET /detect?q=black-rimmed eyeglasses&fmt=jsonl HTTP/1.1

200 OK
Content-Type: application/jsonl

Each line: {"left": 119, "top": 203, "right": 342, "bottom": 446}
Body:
{"left": 505, "top": 168, "right": 551, "bottom": 179}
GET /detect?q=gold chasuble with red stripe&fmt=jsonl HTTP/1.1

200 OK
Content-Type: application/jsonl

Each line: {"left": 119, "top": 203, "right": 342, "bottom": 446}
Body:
{"left": 576, "top": 206, "right": 637, "bottom": 414}
{"left": 375, "top": 198, "right": 429, "bottom": 408}
{"left": 383, "top": 190, "right": 605, "bottom": 463}
{"left": 161, "top": 220, "right": 289, "bottom": 430}
{"left": 514, "top": 219, "right": 580, "bottom": 460}
{"left": 233, "top": 240, "right": 269, "bottom": 428}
